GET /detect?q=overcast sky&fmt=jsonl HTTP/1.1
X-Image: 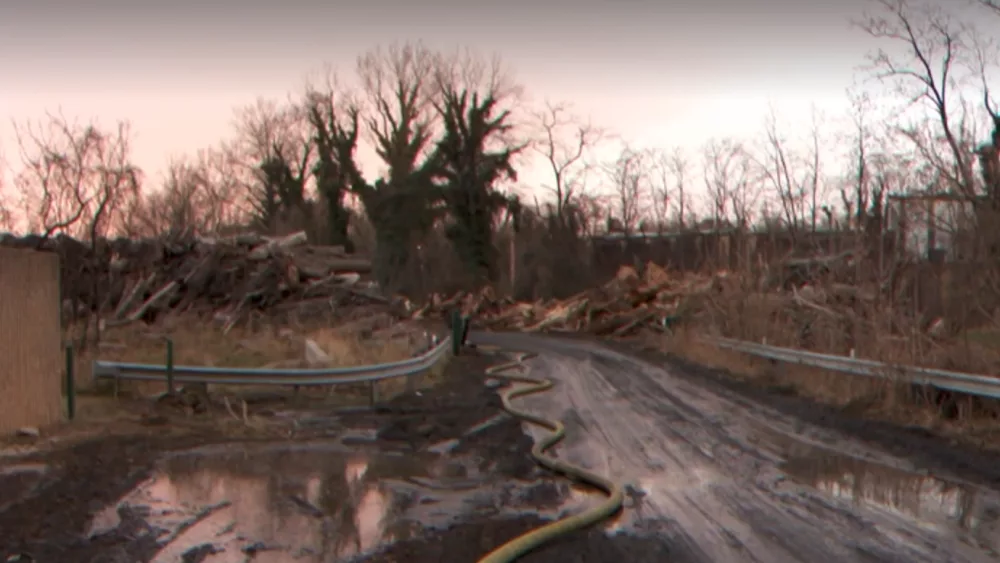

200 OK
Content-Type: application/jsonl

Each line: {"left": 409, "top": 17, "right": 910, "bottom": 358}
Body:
{"left": 0, "top": 0, "right": 973, "bottom": 194}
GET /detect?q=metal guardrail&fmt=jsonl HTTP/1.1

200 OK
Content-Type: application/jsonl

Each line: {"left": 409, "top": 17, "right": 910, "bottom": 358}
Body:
{"left": 709, "top": 337, "right": 1000, "bottom": 400}
{"left": 93, "top": 335, "right": 452, "bottom": 387}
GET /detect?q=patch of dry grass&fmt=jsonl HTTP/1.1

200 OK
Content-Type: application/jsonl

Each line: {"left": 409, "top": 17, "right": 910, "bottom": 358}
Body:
{"left": 373, "top": 353, "right": 450, "bottom": 402}
{"left": 45, "top": 312, "right": 454, "bottom": 433}
{"left": 64, "top": 313, "right": 424, "bottom": 390}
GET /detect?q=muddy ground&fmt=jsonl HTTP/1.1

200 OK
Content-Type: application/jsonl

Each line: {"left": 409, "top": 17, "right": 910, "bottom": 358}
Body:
{"left": 0, "top": 350, "right": 664, "bottom": 563}
{"left": 612, "top": 338, "right": 1000, "bottom": 490}
{"left": 9, "top": 333, "right": 1000, "bottom": 562}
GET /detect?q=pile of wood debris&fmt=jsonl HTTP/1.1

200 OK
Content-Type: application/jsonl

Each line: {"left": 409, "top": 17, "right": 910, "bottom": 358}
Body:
{"left": 406, "top": 262, "right": 729, "bottom": 337}
{"left": 1, "top": 230, "right": 380, "bottom": 330}
{"left": 402, "top": 250, "right": 899, "bottom": 341}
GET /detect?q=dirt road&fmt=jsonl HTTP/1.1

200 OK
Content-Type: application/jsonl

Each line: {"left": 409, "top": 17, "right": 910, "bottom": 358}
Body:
{"left": 473, "top": 332, "right": 1000, "bottom": 562}
{"left": 6, "top": 337, "right": 1000, "bottom": 562}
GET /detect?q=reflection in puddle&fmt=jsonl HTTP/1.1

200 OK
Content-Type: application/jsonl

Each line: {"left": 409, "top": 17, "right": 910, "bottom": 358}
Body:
{"left": 780, "top": 454, "right": 1000, "bottom": 551}
{"left": 85, "top": 442, "right": 509, "bottom": 562}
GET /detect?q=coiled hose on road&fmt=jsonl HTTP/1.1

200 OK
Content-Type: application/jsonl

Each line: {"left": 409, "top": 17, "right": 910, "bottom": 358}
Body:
{"left": 476, "top": 350, "right": 625, "bottom": 563}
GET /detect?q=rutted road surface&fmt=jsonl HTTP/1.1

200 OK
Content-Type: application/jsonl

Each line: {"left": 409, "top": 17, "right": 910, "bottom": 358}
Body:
{"left": 473, "top": 332, "right": 1000, "bottom": 562}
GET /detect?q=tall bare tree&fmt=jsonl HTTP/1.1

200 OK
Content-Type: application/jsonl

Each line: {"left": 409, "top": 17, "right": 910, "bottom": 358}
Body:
{"left": 805, "top": 106, "right": 826, "bottom": 232}
{"left": 842, "top": 90, "right": 877, "bottom": 230}
{"left": 668, "top": 148, "right": 691, "bottom": 229}
{"left": 123, "top": 146, "right": 249, "bottom": 237}
{"left": 531, "top": 101, "right": 605, "bottom": 223}
{"left": 646, "top": 149, "right": 671, "bottom": 232}
{"left": 603, "top": 146, "right": 647, "bottom": 235}
{"left": 13, "top": 113, "right": 141, "bottom": 348}
{"left": 233, "top": 98, "right": 314, "bottom": 234}
{"left": 857, "top": 0, "right": 977, "bottom": 196}
{"left": 703, "top": 138, "right": 757, "bottom": 230}
{"left": 13, "top": 113, "right": 141, "bottom": 243}
{"left": 757, "top": 108, "right": 805, "bottom": 233}
{"left": 647, "top": 147, "right": 691, "bottom": 232}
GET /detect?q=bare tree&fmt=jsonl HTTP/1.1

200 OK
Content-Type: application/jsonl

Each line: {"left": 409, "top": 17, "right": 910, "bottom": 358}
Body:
{"left": 805, "top": 106, "right": 826, "bottom": 232}
{"left": 857, "top": 0, "right": 977, "bottom": 196}
{"left": 357, "top": 42, "right": 438, "bottom": 174}
{"left": 757, "top": 108, "right": 806, "bottom": 233}
{"left": 13, "top": 113, "right": 141, "bottom": 349}
{"left": 124, "top": 146, "right": 250, "bottom": 237}
{"left": 842, "top": 90, "right": 875, "bottom": 230}
{"left": 666, "top": 148, "right": 690, "bottom": 229}
{"left": 646, "top": 148, "right": 672, "bottom": 232}
{"left": 13, "top": 113, "right": 141, "bottom": 243}
{"left": 603, "top": 146, "right": 648, "bottom": 234}
{"left": 703, "top": 138, "right": 757, "bottom": 230}
{"left": 573, "top": 192, "right": 612, "bottom": 237}
{"left": 434, "top": 47, "right": 524, "bottom": 110}
{"left": 976, "top": 0, "right": 1000, "bottom": 16}
{"left": 233, "top": 98, "right": 314, "bottom": 233}
{"left": 531, "top": 101, "right": 606, "bottom": 221}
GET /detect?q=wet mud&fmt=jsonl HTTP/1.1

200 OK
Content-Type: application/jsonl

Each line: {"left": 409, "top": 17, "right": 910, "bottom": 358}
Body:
{"left": 474, "top": 332, "right": 1000, "bottom": 562}
{"left": 83, "top": 441, "right": 565, "bottom": 562}
{"left": 9, "top": 336, "right": 1000, "bottom": 562}
{"left": 0, "top": 353, "right": 572, "bottom": 563}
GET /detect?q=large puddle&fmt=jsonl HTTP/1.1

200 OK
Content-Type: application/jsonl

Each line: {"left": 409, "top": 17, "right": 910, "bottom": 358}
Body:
{"left": 779, "top": 452, "right": 1000, "bottom": 553}
{"left": 86, "top": 442, "right": 561, "bottom": 562}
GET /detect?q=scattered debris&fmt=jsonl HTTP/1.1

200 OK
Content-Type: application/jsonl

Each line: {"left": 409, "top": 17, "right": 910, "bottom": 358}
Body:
{"left": 403, "top": 252, "right": 934, "bottom": 343}
{"left": 410, "top": 263, "right": 726, "bottom": 338}
{"left": 304, "top": 338, "right": 333, "bottom": 366}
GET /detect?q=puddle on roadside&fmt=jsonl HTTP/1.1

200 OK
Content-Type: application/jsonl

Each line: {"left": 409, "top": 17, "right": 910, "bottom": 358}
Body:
{"left": 778, "top": 449, "right": 1000, "bottom": 552}
{"left": 86, "top": 441, "right": 567, "bottom": 562}
{"left": 743, "top": 419, "right": 1000, "bottom": 550}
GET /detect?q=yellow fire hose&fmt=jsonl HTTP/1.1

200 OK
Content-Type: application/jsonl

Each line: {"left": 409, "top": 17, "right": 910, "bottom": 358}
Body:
{"left": 476, "top": 351, "right": 625, "bottom": 563}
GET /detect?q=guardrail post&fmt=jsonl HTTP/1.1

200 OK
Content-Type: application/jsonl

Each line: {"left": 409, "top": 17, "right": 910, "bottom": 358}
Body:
{"left": 165, "top": 338, "right": 175, "bottom": 394}
{"left": 108, "top": 361, "right": 120, "bottom": 398}
{"left": 461, "top": 315, "right": 471, "bottom": 347}
{"left": 65, "top": 343, "right": 75, "bottom": 421}
{"left": 369, "top": 381, "right": 379, "bottom": 408}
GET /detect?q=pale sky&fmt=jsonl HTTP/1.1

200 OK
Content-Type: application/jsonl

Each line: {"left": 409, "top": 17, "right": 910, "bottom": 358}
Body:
{"left": 0, "top": 0, "right": 978, "bottom": 203}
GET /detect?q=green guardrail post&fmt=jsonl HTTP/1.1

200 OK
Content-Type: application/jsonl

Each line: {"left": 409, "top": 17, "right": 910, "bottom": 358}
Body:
{"left": 451, "top": 310, "right": 462, "bottom": 356}
{"left": 165, "top": 338, "right": 175, "bottom": 394}
{"left": 461, "top": 315, "right": 471, "bottom": 346}
{"left": 65, "top": 343, "right": 75, "bottom": 421}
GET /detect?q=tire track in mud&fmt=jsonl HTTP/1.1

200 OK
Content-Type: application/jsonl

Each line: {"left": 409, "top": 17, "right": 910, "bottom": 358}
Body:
{"left": 473, "top": 332, "right": 1000, "bottom": 563}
